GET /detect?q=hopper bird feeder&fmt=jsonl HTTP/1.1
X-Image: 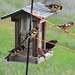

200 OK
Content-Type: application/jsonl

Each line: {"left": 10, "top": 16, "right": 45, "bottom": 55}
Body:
{"left": 1, "top": 2, "right": 60, "bottom": 64}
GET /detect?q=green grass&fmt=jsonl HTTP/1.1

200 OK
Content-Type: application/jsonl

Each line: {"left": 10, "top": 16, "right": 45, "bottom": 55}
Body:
{"left": 0, "top": 15, "right": 75, "bottom": 75}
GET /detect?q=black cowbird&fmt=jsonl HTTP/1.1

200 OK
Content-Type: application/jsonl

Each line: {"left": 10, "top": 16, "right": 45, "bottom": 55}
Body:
{"left": 46, "top": 40, "right": 58, "bottom": 50}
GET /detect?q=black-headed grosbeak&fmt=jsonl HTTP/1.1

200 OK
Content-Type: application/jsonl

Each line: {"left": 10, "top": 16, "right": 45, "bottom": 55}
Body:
{"left": 46, "top": 40, "right": 58, "bottom": 50}
{"left": 37, "top": 48, "right": 47, "bottom": 62}
{"left": 55, "top": 22, "right": 74, "bottom": 31}
{"left": 46, "top": 4, "right": 62, "bottom": 12}
{"left": 22, "top": 26, "right": 39, "bottom": 43}
{"left": 5, "top": 45, "right": 26, "bottom": 59}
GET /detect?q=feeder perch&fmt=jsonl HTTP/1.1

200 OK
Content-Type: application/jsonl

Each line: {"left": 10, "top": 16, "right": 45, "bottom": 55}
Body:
{"left": 1, "top": 2, "right": 60, "bottom": 64}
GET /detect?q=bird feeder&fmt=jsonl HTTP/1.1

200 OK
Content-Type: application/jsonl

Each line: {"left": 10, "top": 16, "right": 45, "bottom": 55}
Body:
{"left": 1, "top": 2, "right": 60, "bottom": 64}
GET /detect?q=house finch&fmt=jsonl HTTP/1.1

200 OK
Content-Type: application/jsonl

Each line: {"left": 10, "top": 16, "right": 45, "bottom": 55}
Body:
{"left": 37, "top": 48, "right": 47, "bottom": 62}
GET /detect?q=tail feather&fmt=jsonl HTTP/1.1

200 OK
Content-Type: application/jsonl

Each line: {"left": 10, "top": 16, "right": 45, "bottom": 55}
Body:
{"left": 55, "top": 25, "right": 60, "bottom": 27}
{"left": 50, "top": 25, "right": 60, "bottom": 27}
{"left": 5, "top": 54, "right": 11, "bottom": 59}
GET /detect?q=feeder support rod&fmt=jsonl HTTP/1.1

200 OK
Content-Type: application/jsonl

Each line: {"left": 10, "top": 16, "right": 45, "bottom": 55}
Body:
{"left": 25, "top": 0, "right": 34, "bottom": 75}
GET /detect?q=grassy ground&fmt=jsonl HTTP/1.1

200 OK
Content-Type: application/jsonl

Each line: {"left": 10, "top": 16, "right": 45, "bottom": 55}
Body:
{"left": 0, "top": 14, "right": 75, "bottom": 75}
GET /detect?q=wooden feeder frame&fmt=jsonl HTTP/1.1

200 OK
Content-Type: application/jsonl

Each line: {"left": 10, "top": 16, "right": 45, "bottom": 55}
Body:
{"left": 1, "top": 2, "right": 59, "bottom": 64}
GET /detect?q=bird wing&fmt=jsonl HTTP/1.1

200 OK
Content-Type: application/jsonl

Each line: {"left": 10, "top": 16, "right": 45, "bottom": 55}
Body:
{"left": 46, "top": 4, "right": 59, "bottom": 8}
{"left": 63, "top": 23, "right": 71, "bottom": 27}
{"left": 56, "top": 23, "right": 71, "bottom": 27}
{"left": 8, "top": 47, "right": 21, "bottom": 53}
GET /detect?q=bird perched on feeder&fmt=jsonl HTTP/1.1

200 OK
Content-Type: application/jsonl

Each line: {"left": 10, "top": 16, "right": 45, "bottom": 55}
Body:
{"left": 55, "top": 22, "right": 74, "bottom": 32}
{"left": 37, "top": 48, "right": 47, "bottom": 62}
{"left": 46, "top": 40, "right": 58, "bottom": 50}
{"left": 22, "top": 26, "right": 39, "bottom": 43}
{"left": 5, "top": 45, "right": 26, "bottom": 59}
{"left": 46, "top": 4, "right": 62, "bottom": 12}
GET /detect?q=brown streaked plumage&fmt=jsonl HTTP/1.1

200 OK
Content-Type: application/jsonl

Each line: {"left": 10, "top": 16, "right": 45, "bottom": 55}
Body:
{"left": 37, "top": 48, "right": 47, "bottom": 62}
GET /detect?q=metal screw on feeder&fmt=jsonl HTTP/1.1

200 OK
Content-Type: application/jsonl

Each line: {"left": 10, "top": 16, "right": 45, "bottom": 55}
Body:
{"left": 25, "top": 0, "right": 34, "bottom": 75}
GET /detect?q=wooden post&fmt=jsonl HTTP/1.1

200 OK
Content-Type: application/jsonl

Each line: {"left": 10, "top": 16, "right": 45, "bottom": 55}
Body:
{"left": 21, "top": 17, "right": 29, "bottom": 56}
{"left": 32, "top": 20, "right": 40, "bottom": 57}
{"left": 15, "top": 20, "right": 21, "bottom": 48}
{"left": 21, "top": 17, "right": 29, "bottom": 33}
{"left": 38, "top": 22, "right": 42, "bottom": 48}
{"left": 32, "top": 21, "right": 37, "bottom": 57}
{"left": 42, "top": 22, "right": 46, "bottom": 50}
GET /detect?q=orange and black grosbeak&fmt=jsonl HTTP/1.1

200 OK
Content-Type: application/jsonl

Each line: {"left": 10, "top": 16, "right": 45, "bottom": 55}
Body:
{"left": 46, "top": 4, "right": 62, "bottom": 12}
{"left": 56, "top": 22, "right": 74, "bottom": 31}
{"left": 22, "top": 26, "right": 39, "bottom": 43}
{"left": 5, "top": 45, "right": 26, "bottom": 59}
{"left": 46, "top": 40, "right": 58, "bottom": 50}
